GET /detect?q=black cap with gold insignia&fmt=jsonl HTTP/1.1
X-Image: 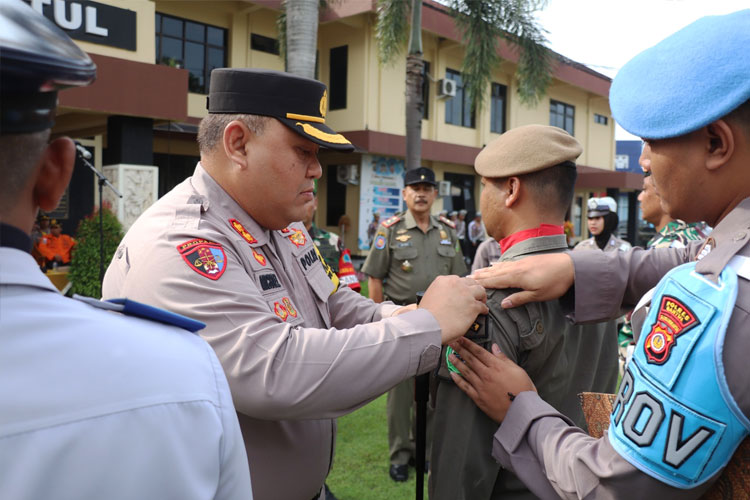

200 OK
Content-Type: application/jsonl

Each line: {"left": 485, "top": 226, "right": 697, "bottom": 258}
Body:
{"left": 0, "top": 0, "right": 96, "bottom": 135}
{"left": 207, "top": 68, "right": 354, "bottom": 152}
{"left": 404, "top": 167, "right": 437, "bottom": 187}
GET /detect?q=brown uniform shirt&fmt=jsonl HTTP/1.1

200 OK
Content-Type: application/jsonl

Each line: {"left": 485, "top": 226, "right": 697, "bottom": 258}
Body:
{"left": 490, "top": 197, "right": 750, "bottom": 499}
{"left": 102, "top": 164, "right": 442, "bottom": 500}
{"left": 361, "top": 210, "right": 467, "bottom": 304}
{"left": 431, "top": 234, "right": 618, "bottom": 500}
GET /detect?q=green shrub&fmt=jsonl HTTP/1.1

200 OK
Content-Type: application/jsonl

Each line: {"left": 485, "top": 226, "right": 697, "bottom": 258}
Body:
{"left": 69, "top": 207, "right": 124, "bottom": 298}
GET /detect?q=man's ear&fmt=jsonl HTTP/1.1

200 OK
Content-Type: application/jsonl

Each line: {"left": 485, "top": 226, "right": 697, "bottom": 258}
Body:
{"left": 222, "top": 120, "right": 252, "bottom": 169}
{"left": 705, "top": 119, "right": 734, "bottom": 171}
{"left": 34, "top": 137, "right": 75, "bottom": 212}
{"left": 505, "top": 177, "right": 521, "bottom": 207}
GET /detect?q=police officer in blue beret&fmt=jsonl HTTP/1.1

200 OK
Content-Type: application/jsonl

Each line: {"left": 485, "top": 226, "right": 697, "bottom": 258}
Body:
{"left": 446, "top": 9, "right": 750, "bottom": 497}
{"left": 0, "top": 2, "right": 251, "bottom": 498}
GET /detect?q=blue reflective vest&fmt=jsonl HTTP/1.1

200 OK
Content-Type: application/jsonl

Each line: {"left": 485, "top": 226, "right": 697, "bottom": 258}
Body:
{"left": 609, "top": 261, "right": 750, "bottom": 488}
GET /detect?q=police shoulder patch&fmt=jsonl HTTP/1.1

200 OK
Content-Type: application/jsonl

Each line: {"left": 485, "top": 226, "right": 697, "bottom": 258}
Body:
{"left": 374, "top": 234, "right": 387, "bottom": 250}
{"left": 381, "top": 215, "right": 401, "bottom": 228}
{"left": 177, "top": 238, "right": 227, "bottom": 280}
{"left": 439, "top": 215, "right": 455, "bottom": 229}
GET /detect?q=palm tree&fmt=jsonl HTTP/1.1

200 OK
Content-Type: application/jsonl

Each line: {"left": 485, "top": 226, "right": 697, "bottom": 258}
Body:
{"left": 376, "top": 0, "right": 553, "bottom": 170}
{"left": 279, "top": 0, "right": 321, "bottom": 79}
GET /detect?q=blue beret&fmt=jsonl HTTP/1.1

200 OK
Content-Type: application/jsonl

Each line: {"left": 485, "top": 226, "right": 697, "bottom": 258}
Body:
{"left": 610, "top": 9, "right": 750, "bottom": 139}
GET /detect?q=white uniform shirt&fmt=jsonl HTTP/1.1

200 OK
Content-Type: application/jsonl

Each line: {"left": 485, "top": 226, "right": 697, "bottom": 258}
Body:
{"left": 0, "top": 247, "right": 252, "bottom": 500}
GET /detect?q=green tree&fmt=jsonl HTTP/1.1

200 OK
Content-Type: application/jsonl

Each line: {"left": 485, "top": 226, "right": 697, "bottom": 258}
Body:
{"left": 69, "top": 207, "right": 124, "bottom": 298}
{"left": 376, "top": 0, "right": 552, "bottom": 170}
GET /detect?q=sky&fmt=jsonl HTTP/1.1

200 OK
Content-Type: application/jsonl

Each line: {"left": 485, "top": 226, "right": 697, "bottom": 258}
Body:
{"left": 534, "top": 0, "right": 748, "bottom": 139}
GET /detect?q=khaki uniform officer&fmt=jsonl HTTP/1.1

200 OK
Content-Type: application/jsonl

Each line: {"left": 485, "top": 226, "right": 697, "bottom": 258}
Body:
{"left": 362, "top": 167, "right": 467, "bottom": 482}
{"left": 431, "top": 125, "right": 618, "bottom": 500}
{"left": 452, "top": 10, "right": 750, "bottom": 498}
{"left": 103, "top": 69, "right": 488, "bottom": 500}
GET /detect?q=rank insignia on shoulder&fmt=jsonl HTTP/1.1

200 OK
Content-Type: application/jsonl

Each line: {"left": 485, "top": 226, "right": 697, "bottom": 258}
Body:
{"left": 381, "top": 215, "right": 401, "bottom": 228}
{"left": 288, "top": 229, "right": 307, "bottom": 248}
{"left": 229, "top": 218, "right": 257, "bottom": 244}
{"left": 177, "top": 238, "right": 227, "bottom": 280}
{"left": 374, "top": 234, "right": 387, "bottom": 250}
{"left": 280, "top": 227, "right": 292, "bottom": 234}
{"left": 252, "top": 248, "right": 267, "bottom": 266}
{"left": 643, "top": 295, "right": 700, "bottom": 364}
{"left": 439, "top": 215, "right": 455, "bottom": 229}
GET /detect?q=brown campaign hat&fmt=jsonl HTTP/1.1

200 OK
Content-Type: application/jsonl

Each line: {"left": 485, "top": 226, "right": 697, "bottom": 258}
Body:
{"left": 475, "top": 125, "right": 582, "bottom": 177}
{"left": 207, "top": 68, "right": 354, "bottom": 152}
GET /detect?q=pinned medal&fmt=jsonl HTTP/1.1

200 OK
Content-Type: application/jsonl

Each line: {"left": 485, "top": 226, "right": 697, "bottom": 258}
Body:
{"left": 397, "top": 229, "right": 408, "bottom": 234}
{"left": 396, "top": 234, "right": 411, "bottom": 242}
{"left": 440, "top": 230, "right": 448, "bottom": 240}
{"left": 401, "top": 260, "right": 413, "bottom": 272}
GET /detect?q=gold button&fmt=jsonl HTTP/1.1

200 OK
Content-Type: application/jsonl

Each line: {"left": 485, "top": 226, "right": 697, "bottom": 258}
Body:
{"left": 535, "top": 322, "right": 544, "bottom": 334}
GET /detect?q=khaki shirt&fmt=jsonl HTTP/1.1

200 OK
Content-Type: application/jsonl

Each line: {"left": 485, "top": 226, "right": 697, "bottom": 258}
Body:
{"left": 102, "top": 164, "right": 442, "bottom": 500}
{"left": 490, "top": 197, "right": 750, "bottom": 498}
{"left": 431, "top": 235, "right": 618, "bottom": 500}
{"left": 574, "top": 234, "right": 632, "bottom": 252}
{"left": 361, "top": 210, "right": 467, "bottom": 304}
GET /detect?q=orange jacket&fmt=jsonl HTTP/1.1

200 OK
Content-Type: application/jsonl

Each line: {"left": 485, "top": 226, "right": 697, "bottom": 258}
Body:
{"left": 37, "top": 233, "right": 75, "bottom": 263}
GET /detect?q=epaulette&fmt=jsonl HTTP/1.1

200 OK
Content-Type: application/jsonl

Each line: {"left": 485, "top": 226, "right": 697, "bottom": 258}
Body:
{"left": 381, "top": 215, "right": 402, "bottom": 228}
{"left": 74, "top": 295, "right": 206, "bottom": 332}
{"left": 439, "top": 215, "right": 455, "bottom": 229}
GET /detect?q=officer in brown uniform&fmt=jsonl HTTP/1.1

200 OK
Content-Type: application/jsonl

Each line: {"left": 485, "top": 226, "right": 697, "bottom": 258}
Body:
{"left": 362, "top": 166, "right": 467, "bottom": 481}
{"left": 452, "top": 10, "right": 750, "bottom": 498}
{"left": 430, "top": 125, "right": 618, "bottom": 500}
{"left": 102, "top": 69, "right": 488, "bottom": 500}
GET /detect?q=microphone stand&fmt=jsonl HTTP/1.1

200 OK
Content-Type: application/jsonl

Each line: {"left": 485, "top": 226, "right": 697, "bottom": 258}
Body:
{"left": 75, "top": 145, "right": 122, "bottom": 295}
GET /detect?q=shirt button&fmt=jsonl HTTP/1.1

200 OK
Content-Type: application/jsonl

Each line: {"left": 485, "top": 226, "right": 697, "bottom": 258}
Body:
{"left": 535, "top": 321, "right": 544, "bottom": 334}
{"left": 733, "top": 231, "right": 747, "bottom": 242}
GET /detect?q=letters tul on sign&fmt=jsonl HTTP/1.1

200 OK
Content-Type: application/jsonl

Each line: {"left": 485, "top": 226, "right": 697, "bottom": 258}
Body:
{"left": 27, "top": 0, "right": 137, "bottom": 51}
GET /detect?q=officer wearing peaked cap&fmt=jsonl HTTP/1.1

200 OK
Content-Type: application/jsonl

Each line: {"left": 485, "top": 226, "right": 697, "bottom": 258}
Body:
{"left": 447, "top": 9, "right": 750, "bottom": 498}
{"left": 430, "top": 125, "right": 618, "bottom": 500}
{"left": 0, "top": 1, "right": 252, "bottom": 499}
{"left": 103, "top": 67, "right": 487, "bottom": 499}
{"left": 362, "top": 166, "right": 467, "bottom": 482}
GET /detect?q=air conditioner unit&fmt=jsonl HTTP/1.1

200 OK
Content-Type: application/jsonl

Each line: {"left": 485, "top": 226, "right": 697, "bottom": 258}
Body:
{"left": 438, "top": 180, "right": 451, "bottom": 197}
{"left": 437, "top": 78, "right": 457, "bottom": 98}
{"left": 336, "top": 164, "right": 359, "bottom": 185}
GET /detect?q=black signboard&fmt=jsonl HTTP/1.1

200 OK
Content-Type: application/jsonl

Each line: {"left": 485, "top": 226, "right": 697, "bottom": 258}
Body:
{"left": 26, "top": 0, "right": 137, "bottom": 51}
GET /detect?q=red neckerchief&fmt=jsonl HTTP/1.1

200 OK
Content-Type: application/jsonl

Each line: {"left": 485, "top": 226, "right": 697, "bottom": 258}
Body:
{"left": 500, "top": 224, "right": 564, "bottom": 254}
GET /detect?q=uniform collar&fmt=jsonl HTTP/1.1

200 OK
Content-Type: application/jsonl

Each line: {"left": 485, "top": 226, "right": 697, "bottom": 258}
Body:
{"left": 500, "top": 233, "right": 568, "bottom": 262}
{"left": 190, "top": 163, "right": 271, "bottom": 246}
{"left": 0, "top": 247, "right": 59, "bottom": 293}
{"left": 695, "top": 197, "right": 750, "bottom": 281}
{"left": 403, "top": 209, "right": 440, "bottom": 230}
{"left": 499, "top": 224, "right": 564, "bottom": 254}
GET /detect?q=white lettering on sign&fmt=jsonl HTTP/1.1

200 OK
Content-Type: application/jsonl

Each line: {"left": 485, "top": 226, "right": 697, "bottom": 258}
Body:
{"left": 30, "top": 0, "right": 108, "bottom": 37}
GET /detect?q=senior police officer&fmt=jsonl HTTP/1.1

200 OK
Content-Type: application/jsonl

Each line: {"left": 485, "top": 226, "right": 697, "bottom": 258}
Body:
{"left": 430, "top": 125, "right": 618, "bottom": 500}
{"left": 0, "top": 2, "right": 252, "bottom": 499}
{"left": 573, "top": 196, "right": 632, "bottom": 252}
{"left": 102, "top": 69, "right": 487, "bottom": 500}
{"left": 452, "top": 9, "right": 750, "bottom": 497}
{"left": 362, "top": 166, "right": 467, "bottom": 481}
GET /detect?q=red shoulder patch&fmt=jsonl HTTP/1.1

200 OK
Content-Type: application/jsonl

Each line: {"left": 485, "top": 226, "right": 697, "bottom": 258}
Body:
{"left": 381, "top": 215, "right": 401, "bottom": 228}
{"left": 177, "top": 238, "right": 227, "bottom": 280}
{"left": 439, "top": 215, "right": 455, "bottom": 229}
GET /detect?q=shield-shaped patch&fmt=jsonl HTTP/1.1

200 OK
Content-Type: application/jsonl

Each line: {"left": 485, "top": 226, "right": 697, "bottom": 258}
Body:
{"left": 177, "top": 238, "right": 227, "bottom": 280}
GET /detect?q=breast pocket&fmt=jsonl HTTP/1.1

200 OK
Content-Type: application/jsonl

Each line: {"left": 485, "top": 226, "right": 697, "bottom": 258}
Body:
{"left": 437, "top": 245, "right": 456, "bottom": 273}
{"left": 393, "top": 246, "right": 418, "bottom": 261}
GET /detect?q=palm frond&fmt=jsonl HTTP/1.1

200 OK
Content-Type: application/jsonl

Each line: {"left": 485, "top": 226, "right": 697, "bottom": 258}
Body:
{"left": 375, "top": 0, "right": 411, "bottom": 66}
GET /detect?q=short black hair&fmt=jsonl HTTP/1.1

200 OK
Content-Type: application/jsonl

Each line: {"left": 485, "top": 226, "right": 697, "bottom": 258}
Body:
{"left": 518, "top": 161, "right": 578, "bottom": 217}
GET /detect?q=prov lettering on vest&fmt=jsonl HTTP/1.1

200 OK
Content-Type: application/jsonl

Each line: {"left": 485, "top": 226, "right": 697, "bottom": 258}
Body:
{"left": 609, "top": 262, "right": 748, "bottom": 489}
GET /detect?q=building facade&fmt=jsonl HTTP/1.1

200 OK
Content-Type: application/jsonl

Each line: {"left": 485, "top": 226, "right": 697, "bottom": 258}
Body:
{"left": 37, "top": 0, "right": 632, "bottom": 250}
